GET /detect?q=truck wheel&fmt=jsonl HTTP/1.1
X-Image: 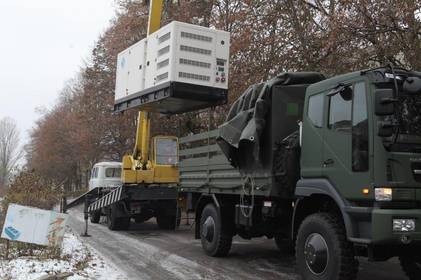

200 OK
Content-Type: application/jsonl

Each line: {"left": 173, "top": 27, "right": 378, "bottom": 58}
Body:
{"left": 399, "top": 256, "right": 421, "bottom": 280}
{"left": 107, "top": 204, "right": 130, "bottom": 231}
{"left": 90, "top": 210, "right": 101, "bottom": 224}
{"left": 119, "top": 216, "right": 131, "bottom": 230}
{"left": 296, "top": 213, "right": 358, "bottom": 280}
{"left": 200, "top": 204, "right": 232, "bottom": 257}
{"left": 157, "top": 215, "right": 174, "bottom": 229}
{"left": 157, "top": 210, "right": 181, "bottom": 230}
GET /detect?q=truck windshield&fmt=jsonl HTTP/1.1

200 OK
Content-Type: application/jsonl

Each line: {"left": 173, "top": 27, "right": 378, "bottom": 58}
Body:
{"left": 396, "top": 94, "right": 421, "bottom": 136}
{"left": 105, "top": 168, "right": 121, "bottom": 178}
{"left": 382, "top": 83, "right": 421, "bottom": 152}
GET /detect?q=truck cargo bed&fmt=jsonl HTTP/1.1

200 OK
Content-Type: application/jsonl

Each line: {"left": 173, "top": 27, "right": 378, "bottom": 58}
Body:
{"left": 179, "top": 130, "right": 272, "bottom": 196}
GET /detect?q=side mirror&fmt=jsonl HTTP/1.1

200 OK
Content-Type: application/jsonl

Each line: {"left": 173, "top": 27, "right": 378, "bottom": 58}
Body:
{"left": 339, "top": 86, "right": 353, "bottom": 101}
{"left": 375, "top": 89, "right": 395, "bottom": 116}
{"left": 403, "top": 77, "right": 421, "bottom": 95}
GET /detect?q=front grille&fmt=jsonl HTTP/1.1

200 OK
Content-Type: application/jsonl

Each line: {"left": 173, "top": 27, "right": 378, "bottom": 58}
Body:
{"left": 378, "top": 201, "right": 421, "bottom": 209}
{"left": 386, "top": 160, "right": 393, "bottom": 181}
{"left": 412, "top": 163, "right": 421, "bottom": 182}
{"left": 393, "top": 188, "right": 415, "bottom": 201}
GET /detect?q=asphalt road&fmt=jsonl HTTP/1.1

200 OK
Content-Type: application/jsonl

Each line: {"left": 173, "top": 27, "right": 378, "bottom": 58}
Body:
{"left": 67, "top": 206, "right": 408, "bottom": 280}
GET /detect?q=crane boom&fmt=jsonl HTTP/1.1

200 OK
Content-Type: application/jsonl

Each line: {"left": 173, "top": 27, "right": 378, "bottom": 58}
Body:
{"left": 133, "top": 0, "right": 163, "bottom": 164}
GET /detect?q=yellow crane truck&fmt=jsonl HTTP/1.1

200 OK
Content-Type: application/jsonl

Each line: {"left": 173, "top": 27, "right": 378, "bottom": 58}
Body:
{"left": 67, "top": 0, "right": 229, "bottom": 231}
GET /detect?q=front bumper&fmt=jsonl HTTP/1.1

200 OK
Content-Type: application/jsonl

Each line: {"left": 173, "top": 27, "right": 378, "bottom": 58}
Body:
{"left": 371, "top": 208, "right": 421, "bottom": 244}
{"left": 346, "top": 206, "right": 421, "bottom": 245}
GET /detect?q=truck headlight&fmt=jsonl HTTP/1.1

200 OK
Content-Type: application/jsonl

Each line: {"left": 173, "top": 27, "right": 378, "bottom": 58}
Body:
{"left": 393, "top": 219, "right": 415, "bottom": 232}
{"left": 375, "top": 188, "right": 392, "bottom": 201}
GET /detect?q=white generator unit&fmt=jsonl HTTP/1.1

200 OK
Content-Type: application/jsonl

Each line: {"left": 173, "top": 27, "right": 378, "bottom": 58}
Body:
{"left": 114, "top": 21, "right": 230, "bottom": 114}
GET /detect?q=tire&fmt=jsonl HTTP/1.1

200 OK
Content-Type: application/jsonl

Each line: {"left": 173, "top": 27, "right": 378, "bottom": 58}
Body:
{"left": 157, "top": 208, "right": 181, "bottom": 230}
{"left": 134, "top": 217, "right": 146, "bottom": 224}
{"left": 119, "top": 216, "right": 130, "bottom": 230}
{"left": 157, "top": 215, "right": 175, "bottom": 230}
{"left": 200, "top": 204, "right": 232, "bottom": 257}
{"left": 274, "top": 234, "right": 294, "bottom": 254}
{"left": 107, "top": 204, "right": 130, "bottom": 231}
{"left": 399, "top": 255, "right": 421, "bottom": 280}
{"left": 90, "top": 210, "right": 101, "bottom": 224}
{"left": 295, "top": 213, "right": 358, "bottom": 280}
{"left": 273, "top": 131, "right": 300, "bottom": 198}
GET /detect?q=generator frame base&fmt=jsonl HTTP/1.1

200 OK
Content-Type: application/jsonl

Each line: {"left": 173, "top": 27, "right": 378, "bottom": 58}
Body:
{"left": 114, "top": 81, "right": 227, "bottom": 114}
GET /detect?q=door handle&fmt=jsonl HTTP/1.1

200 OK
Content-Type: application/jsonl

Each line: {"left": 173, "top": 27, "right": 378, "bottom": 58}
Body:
{"left": 323, "top": 159, "right": 334, "bottom": 166}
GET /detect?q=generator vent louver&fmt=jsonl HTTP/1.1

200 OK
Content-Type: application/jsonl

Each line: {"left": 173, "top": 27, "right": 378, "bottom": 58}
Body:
{"left": 156, "top": 72, "right": 169, "bottom": 82}
{"left": 180, "top": 45, "right": 211, "bottom": 55}
{"left": 179, "top": 58, "right": 211, "bottom": 68}
{"left": 158, "top": 32, "right": 171, "bottom": 44}
{"left": 158, "top": 45, "right": 170, "bottom": 56}
{"left": 179, "top": 72, "right": 210, "bottom": 81}
{"left": 181, "top": 31, "right": 212, "bottom": 42}
{"left": 157, "top": 59, "right": 170, "bottom": 69}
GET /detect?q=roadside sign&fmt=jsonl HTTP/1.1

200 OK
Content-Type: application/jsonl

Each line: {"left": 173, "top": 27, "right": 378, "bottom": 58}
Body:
{"left": 1, "top": 203, "right": 68, "bottom": 247}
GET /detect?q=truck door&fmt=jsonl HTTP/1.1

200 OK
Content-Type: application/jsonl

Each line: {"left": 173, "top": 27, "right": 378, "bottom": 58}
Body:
{"left": 322, "top": 81, "right": 371, "bottom": 200}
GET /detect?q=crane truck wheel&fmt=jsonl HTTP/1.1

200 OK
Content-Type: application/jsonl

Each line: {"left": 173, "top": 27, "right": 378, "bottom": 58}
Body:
{"left": 295, "top": 213, "right": 358, "bottom": 280}
{"left": 107, "top": 204, "right": 130, "bottom": 231}
{"left": 156, "top": 211, "right": 180, "bottom": 230}
{"left": 200, "top": 203, "right": 232, "bottom": 257}
{"left": 90, "top": 210, "right": 101, "bottom": 224}
{"left": 399, "top": 256, "right": 421, "bottom": 280}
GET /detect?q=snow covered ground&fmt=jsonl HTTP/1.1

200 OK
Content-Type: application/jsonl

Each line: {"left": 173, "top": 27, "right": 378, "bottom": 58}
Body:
{"left": 0, "top": 227, "right": 128, "bottom": 280}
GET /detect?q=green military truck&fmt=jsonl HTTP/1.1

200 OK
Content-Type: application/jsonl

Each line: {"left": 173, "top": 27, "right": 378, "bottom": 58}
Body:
{"left": 178, "top": 68, "right": 421, "bottom": 280}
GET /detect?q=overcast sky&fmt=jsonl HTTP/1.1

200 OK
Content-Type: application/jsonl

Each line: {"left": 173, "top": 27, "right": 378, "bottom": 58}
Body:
{"left": 0, "top": 0, "right": 116, "bottom": 145}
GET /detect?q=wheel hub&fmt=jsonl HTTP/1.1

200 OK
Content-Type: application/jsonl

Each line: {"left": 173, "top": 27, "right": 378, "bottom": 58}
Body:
{"left": 202, "top": 216, "right": 215, "bottom": 242}
{"left": 304, "top": 233, "right": 329, "bottom": 275}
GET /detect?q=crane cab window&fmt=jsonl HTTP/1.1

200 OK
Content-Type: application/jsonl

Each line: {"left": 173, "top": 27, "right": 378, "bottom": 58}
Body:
{"left": 155, "top": 138, "right": 178, "bottom": 165}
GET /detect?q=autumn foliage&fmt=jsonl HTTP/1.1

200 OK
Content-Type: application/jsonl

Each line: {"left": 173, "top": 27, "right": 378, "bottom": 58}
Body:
{"left": 25, "top": 0, "right": 421, "bottom": 190}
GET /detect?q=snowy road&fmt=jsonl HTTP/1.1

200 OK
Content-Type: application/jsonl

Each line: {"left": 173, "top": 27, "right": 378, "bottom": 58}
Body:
{"left": 67, "top": 206, "right": 408, "bottom": 280}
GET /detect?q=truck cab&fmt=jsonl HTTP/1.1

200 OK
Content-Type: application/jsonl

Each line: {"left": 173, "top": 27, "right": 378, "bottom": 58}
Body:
{"left": 88, "top": 162, "right": 122, "bottom": 191}
{"left": 295, "top": 67, "right": 421, "bottom": 279}
{"left": 300, "top": 68, "right": 421, "bottom": 245}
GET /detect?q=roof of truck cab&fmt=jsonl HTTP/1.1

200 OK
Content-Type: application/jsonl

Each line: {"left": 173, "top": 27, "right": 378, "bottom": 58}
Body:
{"left": 306, "top": 70, "right": 363, "bottom": 95}
{"left": 93, "top": 161, "right": 122, "bottom": 167}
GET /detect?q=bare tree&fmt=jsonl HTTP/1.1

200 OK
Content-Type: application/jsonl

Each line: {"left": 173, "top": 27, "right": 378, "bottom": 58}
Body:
{"left": 0, "top": 117, "right": 22, "bottom": 187}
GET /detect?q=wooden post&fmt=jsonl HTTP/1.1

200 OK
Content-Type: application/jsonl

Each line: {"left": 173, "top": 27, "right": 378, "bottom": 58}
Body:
{"left": 5, "top": 239, "right": 10, "bottom": 259}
